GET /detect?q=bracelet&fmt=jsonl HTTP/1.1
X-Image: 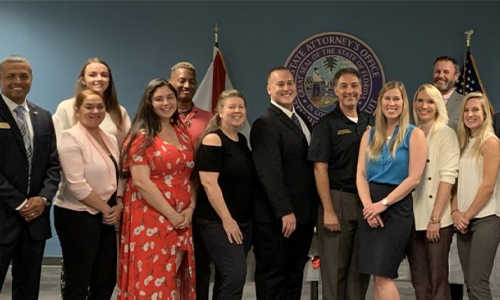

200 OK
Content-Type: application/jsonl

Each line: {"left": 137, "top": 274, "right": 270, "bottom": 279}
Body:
{"left": 429, "top": 216, "right": 440, "bottom": 224}
{"left": 451, "top": 209, "right": 459, "bottom": 215}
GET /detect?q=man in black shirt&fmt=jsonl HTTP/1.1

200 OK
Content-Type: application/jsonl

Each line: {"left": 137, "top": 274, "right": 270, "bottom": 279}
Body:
{"left": 308, "top": 68, "right": 373, "bottom": 300}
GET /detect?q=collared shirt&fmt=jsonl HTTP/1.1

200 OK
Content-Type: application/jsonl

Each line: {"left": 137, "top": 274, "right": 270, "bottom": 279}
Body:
{"left": 178, "top": 104, "right": 212, "bottom": 145}
{"left": 1, "top": 94, "right": 34, "bottom": 145}
{"left": 270, "top": 100, "right": 311, "bottom": 144}
{"left": 308, "top": 105, "right": 373, "bottom": 191}
{"left": 2, "top": 94, "right": 33, "bottom": 209}
{"left": 442, "top": 89, "right": 454, "bottom": 104}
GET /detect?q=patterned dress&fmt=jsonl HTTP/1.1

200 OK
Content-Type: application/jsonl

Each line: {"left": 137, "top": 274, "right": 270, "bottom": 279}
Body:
{"left": 118, "top": 125, "right": 195, "bottom": 300}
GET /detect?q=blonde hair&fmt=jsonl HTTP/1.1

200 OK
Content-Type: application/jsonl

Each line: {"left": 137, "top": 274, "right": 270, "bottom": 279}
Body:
{"left": 457, "top": 92, "right": 494, "bottom": 157}
{"left": 198, "top": 89, "right": 247, "bottom": 147}
{"left": 367, "top": 81, "right": 410, "bottom": 160}
{"left": 412, "top": 84, "right": 449, "bottom": 139}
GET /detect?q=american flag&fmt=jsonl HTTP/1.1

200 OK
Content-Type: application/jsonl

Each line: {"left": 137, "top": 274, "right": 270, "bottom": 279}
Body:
{"left": 455, "top": 50, "right": 485, "bottom": 95}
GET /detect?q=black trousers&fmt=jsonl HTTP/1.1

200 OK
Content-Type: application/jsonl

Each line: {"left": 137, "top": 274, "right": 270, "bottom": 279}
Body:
{"left": 194, "top": 218, "right": 252, "bottom": 300}
{"left": 54, "top": 206, "right": 117, "bottom": 300}
{"left": 194, "top": 218, "right": 217, "bottom": 300}
{"left": 0, "top": 222, "right": 45, "bottom": 300}
{"left": 253, "top": 221, "right": 314, "bottom": 300}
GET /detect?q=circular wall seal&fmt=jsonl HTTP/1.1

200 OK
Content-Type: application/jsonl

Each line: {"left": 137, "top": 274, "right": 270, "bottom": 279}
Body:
{"left": 285, "top": 32, "right": 385, "bottom": 126}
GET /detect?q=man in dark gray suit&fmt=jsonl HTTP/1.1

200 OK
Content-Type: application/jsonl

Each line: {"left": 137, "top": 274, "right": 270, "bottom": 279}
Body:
{"left": 0, "top": 55, "right": 60, "bottom": 300}
{"left": 433, "top": 56, "right": 463, "bottom": 131}
{"left": 250, "top": 67, "right": 318, "bottom": 300}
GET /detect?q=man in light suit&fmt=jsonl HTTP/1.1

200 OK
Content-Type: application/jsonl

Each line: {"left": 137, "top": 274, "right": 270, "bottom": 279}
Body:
{"left": 433, "top": 55, "right": 464, "bottom": 300}
{"left": 250, "top": 67, "right": 318, "bottom": 300}
{"left": 433, "top": 56, "right": 463, "bottom": 131}
{"left": 0, "top": 55, "right": 60, "bottom": 299}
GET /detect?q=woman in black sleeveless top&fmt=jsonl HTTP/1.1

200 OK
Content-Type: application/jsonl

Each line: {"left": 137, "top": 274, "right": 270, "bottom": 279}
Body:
{"left": 194, "top": 89, "right": 258, "bottom": 300}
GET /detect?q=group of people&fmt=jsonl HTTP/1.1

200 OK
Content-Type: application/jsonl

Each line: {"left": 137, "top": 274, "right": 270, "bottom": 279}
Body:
{"left": 0, "top": 55, "right": 260, "bottom": 300}
{"left": 0, "top": 52, "right": 499, "bottom": 300}
{"left": 308, "top": 56, "right": 500, "bottom": 300}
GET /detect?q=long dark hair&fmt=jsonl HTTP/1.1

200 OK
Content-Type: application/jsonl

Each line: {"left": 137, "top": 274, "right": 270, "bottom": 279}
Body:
{"left": 120, "top": 78, "right": 179, "bottom": 178}
{"left": 75, "top": 58, "right": 122, "bottom": 129}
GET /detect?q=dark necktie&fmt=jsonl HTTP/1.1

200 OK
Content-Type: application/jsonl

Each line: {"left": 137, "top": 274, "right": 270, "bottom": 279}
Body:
{"left": 291, "top": 113, "right": 302, "bottom": 130}
{"left": 14, "top": 106, "right": 33, "bottom": 162}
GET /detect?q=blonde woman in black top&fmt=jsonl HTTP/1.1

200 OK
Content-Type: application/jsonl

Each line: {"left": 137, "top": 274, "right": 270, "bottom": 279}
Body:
{"left": 194, "top": 89, "right": 258, "bottom": 300}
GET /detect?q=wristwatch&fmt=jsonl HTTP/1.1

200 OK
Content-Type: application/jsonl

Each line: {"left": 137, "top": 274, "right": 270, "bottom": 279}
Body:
{"left": 41, "top": 197, "right": 51, "bottom": 207}
{"left": 430, "top": 216, "right": 440, "bottom": 224}
{"left": 381, "top": 198, "right": 389, "bottom": 206}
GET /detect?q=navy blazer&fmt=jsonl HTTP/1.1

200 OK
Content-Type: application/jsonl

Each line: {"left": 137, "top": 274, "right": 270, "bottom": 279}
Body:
{"left": 250, "top": 104, "right": 318, "bottom": 224}
{"left": 0, "top": 95, "right": 60, "bottom": 244}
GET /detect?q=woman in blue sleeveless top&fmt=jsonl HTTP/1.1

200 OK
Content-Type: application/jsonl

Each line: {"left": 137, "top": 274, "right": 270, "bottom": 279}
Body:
{"left": 356, "top": 81, "right": 427, "bottom": 299}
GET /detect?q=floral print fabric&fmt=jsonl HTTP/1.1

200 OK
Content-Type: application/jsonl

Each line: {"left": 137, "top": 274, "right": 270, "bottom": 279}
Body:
{"left": 118, "top": 125, "right": 195, "bottom": 299}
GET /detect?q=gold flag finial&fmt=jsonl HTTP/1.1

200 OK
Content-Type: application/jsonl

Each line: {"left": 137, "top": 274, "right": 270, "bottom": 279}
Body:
{"left": 465, "top": 29, "right": 474, "bottom": 48}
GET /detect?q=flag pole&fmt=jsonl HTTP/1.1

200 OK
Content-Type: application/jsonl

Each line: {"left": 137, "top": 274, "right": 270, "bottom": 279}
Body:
{"left": 459, "top": 29, "right": 474, "bottom": 93}
{"left": 463, "top": 29, "right": 489, "bottom": 109}
{"left": 462, "top": 29, "right": 474, "bottom": 79}
{"left": 215, "top": 22, "right": 219, "bottom": 49}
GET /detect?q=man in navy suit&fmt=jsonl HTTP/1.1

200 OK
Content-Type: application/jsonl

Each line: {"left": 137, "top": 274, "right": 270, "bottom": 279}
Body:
{"left": 0, "top": 55, "right": 60, "bottom": 299}
{"left": 250, "top": 67, "right": 318, "bottom": 300}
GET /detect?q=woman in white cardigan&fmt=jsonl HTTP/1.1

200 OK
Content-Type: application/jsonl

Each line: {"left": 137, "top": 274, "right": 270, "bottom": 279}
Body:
{"left": 54, "top": 89, "right": 123, "bottom": 300}
{"left": 407, "top": 84, "right": 460, "bottom": 300}
{"left": 52, "top": 57, "right": 131, "bottom": 145}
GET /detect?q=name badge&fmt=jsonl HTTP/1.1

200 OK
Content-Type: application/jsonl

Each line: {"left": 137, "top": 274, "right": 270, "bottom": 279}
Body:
{"left": 0, "top": 122, "right": 11, "bottom": 129}
{"left": 337, "top": 129, "right": 352, "bottom": 135}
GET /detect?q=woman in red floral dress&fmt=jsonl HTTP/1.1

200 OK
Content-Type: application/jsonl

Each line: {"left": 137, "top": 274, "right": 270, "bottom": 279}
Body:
{"left": 118, "top": 78, "right": 195, "bottom": 300}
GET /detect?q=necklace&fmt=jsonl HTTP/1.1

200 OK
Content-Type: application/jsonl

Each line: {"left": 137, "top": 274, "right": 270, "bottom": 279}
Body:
{"left": 386, "top": 135, "right": 392, "bottom": 140}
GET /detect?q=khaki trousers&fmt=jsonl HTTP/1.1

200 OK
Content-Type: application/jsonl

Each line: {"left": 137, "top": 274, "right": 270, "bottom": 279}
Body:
{"left": 317, "top": 190, "right": 369, "bottom": 300}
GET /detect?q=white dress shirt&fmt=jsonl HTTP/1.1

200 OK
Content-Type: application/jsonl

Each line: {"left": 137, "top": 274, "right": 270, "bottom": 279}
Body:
{"left": 271, "top": 100, "right": 311, "bottom": 144}
{"left": 1, "top": 94, "right": 33, "bottom": 145}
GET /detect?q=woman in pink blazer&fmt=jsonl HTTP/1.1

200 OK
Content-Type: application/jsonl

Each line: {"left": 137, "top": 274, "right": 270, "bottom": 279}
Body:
{"left": 54, "top": 89, "right": 123, "bottom": 300}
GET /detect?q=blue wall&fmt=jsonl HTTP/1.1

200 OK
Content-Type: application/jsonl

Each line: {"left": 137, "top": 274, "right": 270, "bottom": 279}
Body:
{"left": 1, "top": 1, "right": 499, "bottom": 256}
